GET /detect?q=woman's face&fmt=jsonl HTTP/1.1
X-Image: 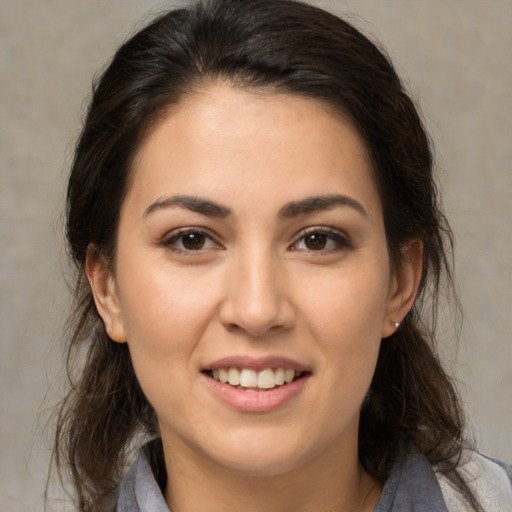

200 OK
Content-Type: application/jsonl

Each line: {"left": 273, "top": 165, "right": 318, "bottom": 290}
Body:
{"left": 90, "top": 85, "right": 418, "bottom": 476}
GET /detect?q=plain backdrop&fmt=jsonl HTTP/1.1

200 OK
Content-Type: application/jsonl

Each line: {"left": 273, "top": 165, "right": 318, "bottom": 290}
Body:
{"left": 1, "top": 1, "right": 511, "bottom": 510}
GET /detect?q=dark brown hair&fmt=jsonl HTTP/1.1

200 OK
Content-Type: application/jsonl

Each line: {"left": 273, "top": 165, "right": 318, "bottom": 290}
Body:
{"left": 53, "top": 0, "right": 479, "bottom": 510}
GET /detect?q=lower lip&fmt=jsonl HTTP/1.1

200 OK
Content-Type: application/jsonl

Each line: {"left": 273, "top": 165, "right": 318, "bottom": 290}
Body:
{"left": 203, "top": 374, "right": 310, "bottom": 413}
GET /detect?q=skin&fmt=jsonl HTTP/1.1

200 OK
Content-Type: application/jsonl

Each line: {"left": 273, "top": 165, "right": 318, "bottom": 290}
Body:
{"left": 88, "top": 85, "right": 422, "bottom": 512}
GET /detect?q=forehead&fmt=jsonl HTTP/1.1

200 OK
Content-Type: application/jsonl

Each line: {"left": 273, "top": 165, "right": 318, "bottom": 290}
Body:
{"left": 127, "top": 84, "right": 381, "bottom": 217}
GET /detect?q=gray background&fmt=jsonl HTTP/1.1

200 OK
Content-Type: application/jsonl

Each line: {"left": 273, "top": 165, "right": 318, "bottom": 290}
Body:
{"left": 1, "top": 1, "right": 511, "bottom": 510}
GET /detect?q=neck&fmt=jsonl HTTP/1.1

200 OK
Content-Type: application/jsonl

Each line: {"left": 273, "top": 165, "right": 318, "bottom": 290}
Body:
{"left": 162, "top": 435, "right": 381, "bottom": 512}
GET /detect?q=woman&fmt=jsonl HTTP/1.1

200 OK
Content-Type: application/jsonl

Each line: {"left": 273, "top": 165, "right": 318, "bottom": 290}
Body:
{"left": 53, "top": 0, "right": 512, "bottom": 511}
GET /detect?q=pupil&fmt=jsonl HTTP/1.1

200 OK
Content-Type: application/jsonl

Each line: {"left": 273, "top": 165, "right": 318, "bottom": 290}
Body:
{"left": 182, "top": 233, "right": 205, "bottom": 250}
{"left": 305, "top": 233, "right": 326, "bottom": 250}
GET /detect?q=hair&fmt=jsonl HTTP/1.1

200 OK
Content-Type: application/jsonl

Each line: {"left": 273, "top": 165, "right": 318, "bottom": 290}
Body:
{"left": 52, "top": 0, "right": 480, "bottom": 510}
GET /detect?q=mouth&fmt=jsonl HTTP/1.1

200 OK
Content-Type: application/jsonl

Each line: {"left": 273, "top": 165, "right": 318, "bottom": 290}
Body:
{"left": 202, "top": 358, "right": 311, "bottom": 412}
{"left": 203, "top": 367, "right": 307, "bottom": 391}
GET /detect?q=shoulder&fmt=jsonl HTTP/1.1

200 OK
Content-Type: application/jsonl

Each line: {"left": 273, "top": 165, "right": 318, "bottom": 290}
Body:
{"left": 92, "top": 440, "right": 169, "bottom": 512}
{"left": 117, "top": 441, "right": 169, "bottom": 512}
{"left": 436, "top": 451, "right": 512, "bottom": 512}
{"left": 91, "top": 488, "right": 119, "bottom": 512}
{"left": 376, "top": 445, "right": 449, "bottom": 511}
{"left": 376, "top": 444, "right": 512, "bottom": 512}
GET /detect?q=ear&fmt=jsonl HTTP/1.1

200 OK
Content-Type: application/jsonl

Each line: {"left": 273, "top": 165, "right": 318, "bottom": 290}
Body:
{"left": 382, "top": 239, "right": 423, "bottom": 338}
{"left": 86, "top": 245, "right": 127, "bottom": 343}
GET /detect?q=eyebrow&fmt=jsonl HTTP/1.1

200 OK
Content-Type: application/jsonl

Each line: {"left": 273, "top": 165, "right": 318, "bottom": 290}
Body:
{"left": 144, "top": 195, "right": 232, "bottom": 218}
{"left": 143, "top": 193, "right": 367, "bottom": 219}
{"left": 279, "top": 194, "right": 367, "bottom": 218}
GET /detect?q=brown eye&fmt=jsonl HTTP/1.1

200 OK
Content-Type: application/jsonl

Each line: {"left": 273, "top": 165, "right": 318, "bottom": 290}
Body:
{"left": 181, "top": 232, "right": 206, "bottom": 250}
{"left": 291, "top": 228, "right": 352, "bottom": 253}
{"left": 163, "top": 229, "right": 221, "bottom": 253}
{"left": 304, "top": 233, "right": 327, "bottom": 250}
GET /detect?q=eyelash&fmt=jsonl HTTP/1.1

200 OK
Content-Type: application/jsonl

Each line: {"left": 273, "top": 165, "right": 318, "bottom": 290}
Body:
{"left": 290, "top": 227, "right": 353, "bottom": 253}
{"left": 160, "top": 228, "right": 221, "bottom": 254}
{"left": 160, "top": 227, "right": 353, "bottom": 254}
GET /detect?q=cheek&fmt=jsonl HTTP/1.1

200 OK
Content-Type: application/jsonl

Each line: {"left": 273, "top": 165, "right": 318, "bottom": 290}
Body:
{"left": 115, "top": 259, "right": 222, "bottom": 372}
{"left": 296, "top": 263, "right": 389, "bottom": 391}
{"left": 298, "top": 263, "right": 390, "bottom": 341}
{"left": 115, "top": 265, "right": 224, "bottom": 429}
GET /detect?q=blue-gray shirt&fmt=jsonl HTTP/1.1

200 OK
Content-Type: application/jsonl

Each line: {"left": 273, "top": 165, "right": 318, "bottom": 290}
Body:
{"left": 108, "top": 443, "right": 512, "bottom": 511}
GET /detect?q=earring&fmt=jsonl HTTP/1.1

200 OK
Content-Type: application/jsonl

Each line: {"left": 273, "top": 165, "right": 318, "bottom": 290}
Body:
{"left": 393, "top": 321, "right": 400, "bottom": 329}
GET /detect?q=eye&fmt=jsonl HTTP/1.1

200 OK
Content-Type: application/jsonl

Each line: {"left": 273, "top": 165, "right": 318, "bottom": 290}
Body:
{"left": 162, "top": 229, "right": 221, "bottom": 252}
{"left": 291, "top": 228, "right": 351, "bottom": 252}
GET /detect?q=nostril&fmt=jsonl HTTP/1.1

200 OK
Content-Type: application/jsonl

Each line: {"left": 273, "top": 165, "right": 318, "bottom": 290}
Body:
{"left": 223, "top": 322, "right": 243, "bottom": 334}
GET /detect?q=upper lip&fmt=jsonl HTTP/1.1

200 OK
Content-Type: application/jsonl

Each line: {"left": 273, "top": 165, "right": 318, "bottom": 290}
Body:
{"left": 204, "top": 355, "right": 311, "bottom": 373}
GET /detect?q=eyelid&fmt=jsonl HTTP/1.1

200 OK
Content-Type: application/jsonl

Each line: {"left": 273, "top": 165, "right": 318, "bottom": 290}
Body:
{"left": 290, "top": 226, "right": 353, "bottom": 251}
{"left": 160, "top": 227, "right": 223, "bottom": 253}
{"left": 158, "top": 225, "right": 352, "bottom": 254}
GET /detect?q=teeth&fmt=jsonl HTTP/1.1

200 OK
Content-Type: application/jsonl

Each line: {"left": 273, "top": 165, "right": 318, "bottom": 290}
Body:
{"left": 240, "top": 369, "right": 257, "bottom": 387}
{"left": 210, "top": 367, "right": 301, "bottom": 389}
{"left": 257, "top": 368, "right": 275, "bottom": 389}
{"left": 275, "top": 368, "right": 285, "bottom": 386}
{"left": 228, "top": 367, "right": 240, "bottom": 386}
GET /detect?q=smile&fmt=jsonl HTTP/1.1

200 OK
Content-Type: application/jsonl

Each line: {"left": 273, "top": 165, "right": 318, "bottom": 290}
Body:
{"left": 202, "top": 357, "right": 311, "bottom": 411}
{"left": 208, "top": 367, "right": 303, "bottom": 390}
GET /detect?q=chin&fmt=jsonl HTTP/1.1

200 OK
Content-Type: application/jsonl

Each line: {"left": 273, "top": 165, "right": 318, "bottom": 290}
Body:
{"left": 198, "top": 427, "right": 316, "bottom": 476}
{"left": 211, "top": 450, "right": 306, "bottom": 477}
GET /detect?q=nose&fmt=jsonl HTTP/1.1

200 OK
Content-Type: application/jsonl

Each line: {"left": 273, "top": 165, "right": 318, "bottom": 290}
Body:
{"left": 218, "top": 248, "right": 295, "bottom": 337}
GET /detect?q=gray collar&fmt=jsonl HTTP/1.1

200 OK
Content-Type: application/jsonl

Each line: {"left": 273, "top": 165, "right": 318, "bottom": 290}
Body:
{"left": 116, "top": 442, "right": 448, "bottom": 512}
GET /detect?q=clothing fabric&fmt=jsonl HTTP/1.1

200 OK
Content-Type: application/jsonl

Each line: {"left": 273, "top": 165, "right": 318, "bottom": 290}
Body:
{"left": 108, "top": 442, "right": 512, "bottom": 512}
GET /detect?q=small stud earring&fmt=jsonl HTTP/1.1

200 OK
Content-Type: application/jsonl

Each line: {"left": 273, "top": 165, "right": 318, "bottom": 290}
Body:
{"left": 393, "top": 321, "right": 400, "bottom": 329}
